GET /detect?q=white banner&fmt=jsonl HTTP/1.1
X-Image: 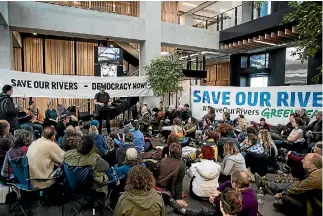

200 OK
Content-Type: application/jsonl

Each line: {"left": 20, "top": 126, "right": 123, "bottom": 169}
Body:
{"left": 0, "top": 70, "right": 153, "bottom": 98}
{"left": 191, "top": 85, "right": 323, "bottom": 125}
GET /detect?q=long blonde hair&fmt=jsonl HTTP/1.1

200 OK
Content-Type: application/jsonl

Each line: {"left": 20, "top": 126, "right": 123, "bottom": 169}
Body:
{"left": 259, "top": 129, "right": 274, "bottom": 150}
{"left": 89, "top": 125, "right": 99, "bottom": 135}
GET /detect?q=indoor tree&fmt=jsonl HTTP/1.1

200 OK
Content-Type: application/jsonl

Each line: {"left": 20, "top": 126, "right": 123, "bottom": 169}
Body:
{"left": 282, "top": 1, "right": 322, "bottom": 83}
{"left": 145, "top": 55, "right": 184, "bottom": 108}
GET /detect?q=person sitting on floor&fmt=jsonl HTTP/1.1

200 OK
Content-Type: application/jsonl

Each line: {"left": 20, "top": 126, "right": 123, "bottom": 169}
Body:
{"left": 114, "top": 148, "right": 146, "bottom": 176}
{"left": 177, "top": 171, "right": 257, "bottom": 216}
{"left": 297, "top": 108, "right": 310, "bottom": 126}
{"left": 1, "top": 130, "right": 33, "bottom": 181}
{"left": 129, "top": 121, "right": 145, "bottom": 152}
{"left": 275, "top": 117, "right": 305, "bottom": 150}
{"left": 162, "top": 118, "right": 184, "bottom": 141}
{"left": 241, "top": 133, "right": 264, "bottom": 156}
{"left": 157, "top": 143, "right": 187, "bottom": 207}
{"left": 258, "top": 118, "right": 270, "bottom": 131}
{"left": 223, "top": 112, "right": 233, "bottom": 126}
{"left": 259, "top": 129, "right": 278, "bottom": 170}
{"left": 237, "top": 118, "right": 248, "bottom": 143}
{"left": 256, "top": 153, "right": 322, "bottom": 216}
{"left": 202, "top": 130, "right": 220, "bottom": 146}
{"left": 306, "top": 111, "right": 322, "bottom": 143}
{"left": 202, "top": 106, "right": 215, "bottom": 124}
{"left": 217, "top": 123, "right": 239, "bottom": 158}
{"left": 55, "top": 114, "right": 70, "bottom": 142}
{"left": 116, "top": 132, "right": 136, "bottom": 165}
{"left": 139, "top": 106, "right": 151, "bottom": 135}
{"left": 62, "top": 125, "right": 78, "bottom": 151}
{"left": 113, "top": 165, "right": 166, "bottom": 216}
{"left": 283, "top": 142, "right": 322, "bottom": 180}
{"left": 183, "top": 117, "right": 197, "bottom": 139}
{"left": 64, "top": 135, "right": 110, "bottom": 196}
{"left": 187, "top": 145, "right": 221, "bottom": 200}
{"left": 274, "top": 113, "right": 299, "bottom": 140}
{"left": 179, "top": 104, "right": 192, "bottom": 123}
{"left": 219, "top": 141, "right": 246, "bottom": 183}
{"left": 88, "top": 122, "right": 108, "bottom": 156}
{"left": 27, "top": 127, "right": 65, "bottom": 189}
{"left": 162, "top": 133, "right": 180, "bottom": 158}
{"left": 17, "top": 104, "right": 34, "bottom": 134}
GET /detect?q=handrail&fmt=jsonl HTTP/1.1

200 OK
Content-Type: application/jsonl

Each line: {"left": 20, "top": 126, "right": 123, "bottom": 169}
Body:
{"left": 75, "top": 99, "right": 93, "bottom": 108}
{"left": 192, "top": 1, "right": 255, "bottom": 29}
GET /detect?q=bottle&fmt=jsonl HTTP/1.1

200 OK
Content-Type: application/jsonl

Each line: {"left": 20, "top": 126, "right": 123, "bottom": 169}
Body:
{"left": 257, "top": 187, "right": 264, "bottom": 204}
{"left": 112, "top": 168, "right": 120, "bottom": 186}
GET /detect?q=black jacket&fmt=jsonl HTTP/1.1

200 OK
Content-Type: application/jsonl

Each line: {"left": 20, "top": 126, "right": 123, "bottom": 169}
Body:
{"left": 164, "top": 110, "right": 179, "bottom": 125}
{"left": 0, "top": 93, "right": 18, "bottom": 131}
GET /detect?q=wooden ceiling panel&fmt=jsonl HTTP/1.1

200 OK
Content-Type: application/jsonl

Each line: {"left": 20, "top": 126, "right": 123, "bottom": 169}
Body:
{"left": 220, "top": 27, "right": 298, "bottom": 52}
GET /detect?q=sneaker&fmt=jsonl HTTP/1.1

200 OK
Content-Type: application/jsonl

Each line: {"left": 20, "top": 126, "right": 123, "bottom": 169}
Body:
{"left": 169, "top": 198, "right": 185, "bottom": 214}
{"left": 155, "top": 134, "right": 161, "bottom": 138}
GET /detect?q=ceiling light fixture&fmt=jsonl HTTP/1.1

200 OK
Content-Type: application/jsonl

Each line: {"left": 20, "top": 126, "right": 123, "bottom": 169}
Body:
{"left": 182, "top": 2, "right": 197, "bottom": 7}
{"left": 32, "top": 33, "right": 37, "bottom": 36}
{"left": 254, "top": 40, "right": 277, "bottom": 46}
{"left": 201, "top": 51, "right": 221, "bottom": 55}
{"left": 161, "top": 52, "right": 169, "bottom": 56}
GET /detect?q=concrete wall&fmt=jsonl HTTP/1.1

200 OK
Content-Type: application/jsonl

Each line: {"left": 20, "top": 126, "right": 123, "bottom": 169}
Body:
{"left": 161, "top": 22, "right": 219, "bottom": 51}
{"left": 8, "top": 1, "right": 220, "bottom": 50}
{"left": 0, "top": 2, "right": 9, "bottom": 25}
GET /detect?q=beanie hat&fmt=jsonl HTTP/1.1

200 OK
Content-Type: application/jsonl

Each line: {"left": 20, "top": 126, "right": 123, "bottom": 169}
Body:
{"left": 126, "top": 148, "right": 138, "bottom": 161}
{"left": 91, "top": 120, "right": 100, "bottom": 127}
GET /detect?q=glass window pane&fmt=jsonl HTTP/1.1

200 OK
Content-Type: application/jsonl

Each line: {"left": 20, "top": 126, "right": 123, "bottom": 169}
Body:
{"left": 250, "top": 76, "right": 268, "bottom": 87}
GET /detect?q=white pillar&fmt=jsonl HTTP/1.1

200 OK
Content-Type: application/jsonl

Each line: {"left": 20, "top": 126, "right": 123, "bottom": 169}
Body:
{"left": 139, "top": 1, "right": 162, "bottom": 105}
{"left": 184, "top": 14, "right": 194, "bottom": 26}
{"left": 139, "top": 1, "right": 161, "bottom": 76}
{"left": 0, "top": 25, "right": 12, "bottom": 69}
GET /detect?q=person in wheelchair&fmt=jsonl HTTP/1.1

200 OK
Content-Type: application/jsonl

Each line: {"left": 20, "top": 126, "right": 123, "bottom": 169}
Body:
{"left": 275, "top": 117, "right": 306, "bottom": 151}
{"left": 138, "top": 106, "right": 151, "bottom": 136}
{"left": 64, "top": 135, "right": 110, "bottom": 196}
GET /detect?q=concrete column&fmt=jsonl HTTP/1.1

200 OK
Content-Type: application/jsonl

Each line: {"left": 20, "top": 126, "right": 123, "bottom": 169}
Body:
{"left": 0, "top": 25, "right": 12, "bottom": 69}
{"left": 139, "top": 1, "right": 161, "bottom": 76}
{"left": 184, "top": 14, "right": 194, "bottom": 26}
{"left": 139, "top": 1, "right": 162, "bottom": 104}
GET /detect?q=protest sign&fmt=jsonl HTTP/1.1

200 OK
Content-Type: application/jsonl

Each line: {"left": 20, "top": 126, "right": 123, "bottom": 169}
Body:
{"left": 0, "top": 70, "right": 153, "bottom": 98}
{"left": 191, "top": 85, "right": 322, "bottom": 125}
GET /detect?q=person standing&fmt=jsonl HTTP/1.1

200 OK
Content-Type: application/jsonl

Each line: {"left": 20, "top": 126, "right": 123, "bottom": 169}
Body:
{"left": 94, "top": 87, "right": 111, "bottom": 134}
{"left": 0, "top": 85, "right": 18, "bottom": 134}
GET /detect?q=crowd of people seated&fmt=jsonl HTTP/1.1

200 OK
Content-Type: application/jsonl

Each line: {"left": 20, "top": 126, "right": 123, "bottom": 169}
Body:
{"left": 0, "top": 84, "right": 321, "bottom": 216}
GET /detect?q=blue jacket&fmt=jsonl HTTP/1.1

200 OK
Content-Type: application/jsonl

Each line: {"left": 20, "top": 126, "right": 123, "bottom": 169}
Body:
{"left": 93, "top": 135, "right": 107, "bottom": 156}
{"left": 114, "top": 162, "right": 146, "bottom": 176}
{"left": 129, "top": 129, "right": 145, "bottom": 152}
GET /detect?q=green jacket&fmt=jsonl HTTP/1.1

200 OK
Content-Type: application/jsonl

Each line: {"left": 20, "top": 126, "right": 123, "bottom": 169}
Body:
{"left": 113, "top": 189, "right": 165, "bottom": 216}
{"left": 283, "top": 168, "right": 322, "bottom": 216}
{"left": 64, "top": 149, "right": 109, "bottom": 194}
{"left": 179, "top": 110, "right": 192, "bottom": 122}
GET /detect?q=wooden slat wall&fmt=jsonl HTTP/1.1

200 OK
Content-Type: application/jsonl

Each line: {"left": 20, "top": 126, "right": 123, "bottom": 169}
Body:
{"left": 13, "top": 37, "right": 98, "bottom": 116}
{"left": 161, "top": 1, "right": 179, "bottom": 24}
{"left": 206, "top": 63, "right": 230, "bottom": 86}
{"left": 44, "top": 1, "right": 140, "bottom": 17}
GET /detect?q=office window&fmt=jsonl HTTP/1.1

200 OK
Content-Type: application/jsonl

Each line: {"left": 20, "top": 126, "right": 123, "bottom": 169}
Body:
{"left": 250, "top": 76, "right": 268, "bottom": 87}
{"left": 241, "top": 56, "right": 248, "bottom": 68}
{"left": 250, "top": 53, "right": 269, "bottom": 69}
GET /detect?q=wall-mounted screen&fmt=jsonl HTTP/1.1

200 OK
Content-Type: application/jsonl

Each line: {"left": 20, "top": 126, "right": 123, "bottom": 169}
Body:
{"left": 94, "top": 46, "right": 123, "bottom": 77}
{"left": 250, "top": 53, "right": 269, "bottom": 69}
{"left": 285, "top": 47, "right": 308, "bottom": 85}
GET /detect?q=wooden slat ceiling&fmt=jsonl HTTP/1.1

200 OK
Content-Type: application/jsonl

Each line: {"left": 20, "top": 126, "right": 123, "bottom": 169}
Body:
{"left": 220, "top": 27, "right": 299, "bottom": 53}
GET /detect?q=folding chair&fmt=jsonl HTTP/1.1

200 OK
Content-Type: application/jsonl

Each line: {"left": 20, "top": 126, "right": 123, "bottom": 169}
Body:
{"left": 62, "top": 162, "right": 113, "bottom": 216}
{"left": 7, "top": 156, "right": 51, "bottom": 216}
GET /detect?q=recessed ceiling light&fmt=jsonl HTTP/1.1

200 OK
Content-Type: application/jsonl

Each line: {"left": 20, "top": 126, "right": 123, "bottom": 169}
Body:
{"left": 32, "top": 33, "right": 37, "bottom": 36}
{"left": 182, "top": 2, "right": 197, "bottom": 7}
{"left": 110, "top": 44, "right": 114, "bottom": 47}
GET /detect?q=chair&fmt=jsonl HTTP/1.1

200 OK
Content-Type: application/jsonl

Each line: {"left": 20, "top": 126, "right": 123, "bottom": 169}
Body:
{"left": 62, "top": 162, "right": 114, "bottom": 216}
{"left": 7, "top": 156, "right": 51, "bottom": 216}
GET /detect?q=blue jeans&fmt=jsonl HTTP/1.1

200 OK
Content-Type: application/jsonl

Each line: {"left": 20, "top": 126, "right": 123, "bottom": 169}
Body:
{"left": 25, "top": 122, "right": 43, "bottom": 134}
{"left": 241, "top": 151, "right": 246, "bottom": 157}
{"left": 274, "top": 140, "right": 283, "bottom": 146}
